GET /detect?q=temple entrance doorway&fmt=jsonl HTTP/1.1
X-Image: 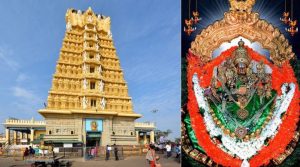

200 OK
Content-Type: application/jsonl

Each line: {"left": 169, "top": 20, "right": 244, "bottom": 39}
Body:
{"left": 86, "top": 132, "right": 101, "bottom": 147}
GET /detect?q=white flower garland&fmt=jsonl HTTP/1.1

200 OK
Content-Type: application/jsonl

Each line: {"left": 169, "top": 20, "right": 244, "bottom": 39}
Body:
{"left": 192, "top": 73, "right": 295, "bottom": 165}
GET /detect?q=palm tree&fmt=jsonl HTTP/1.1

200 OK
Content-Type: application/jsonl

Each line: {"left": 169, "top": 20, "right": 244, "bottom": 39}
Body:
{"left": 155, "top": 129, "right": 172, "bottom": 142}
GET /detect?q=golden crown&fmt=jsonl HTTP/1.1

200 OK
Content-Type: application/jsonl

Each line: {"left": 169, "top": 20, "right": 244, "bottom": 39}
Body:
{"left": 233, "top": 39, "right": 250, "bottom": 66}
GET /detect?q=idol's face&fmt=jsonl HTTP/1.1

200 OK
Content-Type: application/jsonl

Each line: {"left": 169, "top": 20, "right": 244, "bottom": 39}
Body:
{"left": 237, "top": 62, "right": 247, "bottom": 75}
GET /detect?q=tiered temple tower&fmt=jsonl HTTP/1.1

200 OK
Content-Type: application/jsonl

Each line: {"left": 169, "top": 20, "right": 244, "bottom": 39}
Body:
{"left": 39, "top": 7, "right": 141, "bottom": 146}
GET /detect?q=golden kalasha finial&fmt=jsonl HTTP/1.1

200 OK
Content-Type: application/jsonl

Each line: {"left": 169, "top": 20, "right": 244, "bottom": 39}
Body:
{"left": 280, "top": 12, "right": 290, "bottom": 24}
{"left": 229, "top": 0, "right": 256, "bottom": 13}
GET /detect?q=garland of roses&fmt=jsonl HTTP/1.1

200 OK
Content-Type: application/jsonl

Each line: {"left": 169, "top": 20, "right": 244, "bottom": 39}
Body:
{"left": 187, "top": 46, "right": 300, "bottom": 167}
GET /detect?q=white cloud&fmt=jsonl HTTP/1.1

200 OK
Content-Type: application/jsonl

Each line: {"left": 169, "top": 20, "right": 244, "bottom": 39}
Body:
{"left": 12, "top": 86, "right": 39, "bottom": 102}
{"left": 0, "top": 47, "right": 19, "bottom": 71}
{"left": 16, "top": 73, "right": 29, "bottom": 82}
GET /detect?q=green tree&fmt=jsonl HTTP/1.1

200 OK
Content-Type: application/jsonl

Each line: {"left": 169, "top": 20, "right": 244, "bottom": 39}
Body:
{"left": 155, "top": 129, "right": 172, "bottom": 142}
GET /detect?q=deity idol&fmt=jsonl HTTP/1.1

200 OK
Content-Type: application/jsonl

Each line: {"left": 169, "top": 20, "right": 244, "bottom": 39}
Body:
{"left": 207, "top": 40, "right": 274, "bottom": 138}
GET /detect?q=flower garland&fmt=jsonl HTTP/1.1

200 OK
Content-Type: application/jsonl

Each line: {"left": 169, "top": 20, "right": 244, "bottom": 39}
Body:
{"left": 193, "top": 73, "right": 295, "bottom": 161}
{"left": 187, "top": 47, "right": 300, "bottom": 167}
{"left": 187, "top": 48, "right": 243, "bottom": 166}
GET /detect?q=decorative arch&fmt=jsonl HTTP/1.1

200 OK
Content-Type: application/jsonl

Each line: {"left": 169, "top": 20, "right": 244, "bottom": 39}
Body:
{"left": 190, "top": 11, "right": 295, "bottom": 66}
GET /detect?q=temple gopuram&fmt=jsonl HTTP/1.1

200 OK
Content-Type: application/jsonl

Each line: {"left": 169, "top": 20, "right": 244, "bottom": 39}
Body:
{"left": 39, "top": 7, "right": 142, "bottom": 147}
{"left": 2, "top": 8, "right": 155, "bottom": 149}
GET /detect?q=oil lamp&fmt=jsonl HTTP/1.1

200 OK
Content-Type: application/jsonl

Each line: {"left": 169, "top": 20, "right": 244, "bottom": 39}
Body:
{"left": 192, "top": 11, "right": 201, "bottom": 24}
{"left": 280, "top": 12, "right": 290, "bottom": 24}
{"left": 286, "top": 20, "right": 298, "bottom": 36}
{"left": 285, "top": 0, "right": 298, "bottom": 36}
{"left": 184, "top": 25, "right": 196, "bottom": 36}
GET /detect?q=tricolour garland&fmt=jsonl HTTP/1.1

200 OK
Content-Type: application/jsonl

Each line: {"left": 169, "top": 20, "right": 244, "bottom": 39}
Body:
{"left": 193, "top": 73, "right": 295, "bottom": 162}
{"left": 187, "top": 46, "right": 300, "bottom": 167}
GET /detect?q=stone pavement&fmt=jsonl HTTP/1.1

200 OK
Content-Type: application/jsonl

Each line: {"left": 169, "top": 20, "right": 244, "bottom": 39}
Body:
{"left": 0, "top": 153, "right": 181, "bottom": 167}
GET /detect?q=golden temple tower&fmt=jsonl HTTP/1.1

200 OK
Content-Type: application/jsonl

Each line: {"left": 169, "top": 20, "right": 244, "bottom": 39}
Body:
{"left": 39, "top": 7, "right": 141, "bottom": 146}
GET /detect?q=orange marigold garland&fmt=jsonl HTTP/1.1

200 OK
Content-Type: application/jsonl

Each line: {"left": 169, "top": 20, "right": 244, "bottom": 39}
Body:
{"left": 187, "top": 49, "right": 243, "bottom": 166}
{"left": 249, "top": 84, "right": 299, "bottom": 166}
{"left": 187, "top": 46, "right": 300, "bottom": 167}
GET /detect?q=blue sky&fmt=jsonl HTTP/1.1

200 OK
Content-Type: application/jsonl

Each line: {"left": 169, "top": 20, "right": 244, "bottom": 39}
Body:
{"left": 0, "top": 0, "right": 180, "bottom": 139}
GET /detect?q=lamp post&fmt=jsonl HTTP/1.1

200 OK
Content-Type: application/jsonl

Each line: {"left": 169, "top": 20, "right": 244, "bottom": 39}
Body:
{"left": 150, "top": 109, "right": 158, "bottom": 143}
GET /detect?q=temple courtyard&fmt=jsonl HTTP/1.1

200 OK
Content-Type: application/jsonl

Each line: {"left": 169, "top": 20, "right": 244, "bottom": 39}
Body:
{"left": 0, "top": 153, "right": 180, "bottom": 167}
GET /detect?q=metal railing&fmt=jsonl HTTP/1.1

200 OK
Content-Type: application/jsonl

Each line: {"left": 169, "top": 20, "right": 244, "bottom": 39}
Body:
{"left": 84, "top": 146, "right": 124, "bottom": 160}
{"left": 55, "top": 147, "right": 84, "bottom": 158}
{"left": 1, "top": 145, "right": 146, "bottom": 159}
{"left": 0, "top": 147, "right": 23, "bottom": 157}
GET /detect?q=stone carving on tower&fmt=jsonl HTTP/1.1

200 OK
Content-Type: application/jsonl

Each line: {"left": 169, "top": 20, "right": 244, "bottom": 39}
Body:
{"left": 39, "top": 7, "right": 138, "bottom": 116}
{"left": 39, "top": 7, "right": 141, "bottom": 146}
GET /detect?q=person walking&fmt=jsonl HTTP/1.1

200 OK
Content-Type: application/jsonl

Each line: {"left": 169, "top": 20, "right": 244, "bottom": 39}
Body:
{"left": 23, "top": 147, "right": 29, "bottom": 160}
{"left": 175, "top": 144, "right": 181, "bottom": 158}
{"left": 175, "top": 143, "right": 181, "bottom": 163}
{"left": 165, "top": 142, "right": 172, "bottom": 158}
{"left": 113, "top": 144, "right": 119, "bottom": 161}
{"left": 146, "top": 144, "right": 157, "bottom": 167}
{"left": 105, "top": 145, "right": 111, "bottom": 160}
{"left": 29, "top": 146, "right": 35, "bottom": 157}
